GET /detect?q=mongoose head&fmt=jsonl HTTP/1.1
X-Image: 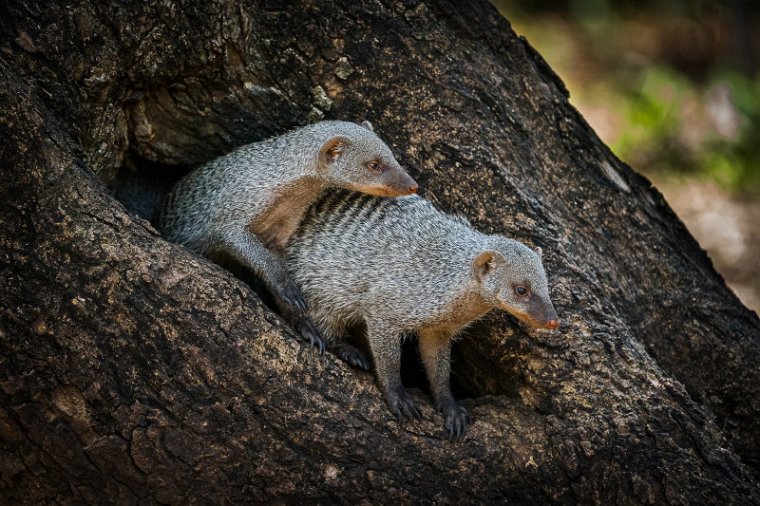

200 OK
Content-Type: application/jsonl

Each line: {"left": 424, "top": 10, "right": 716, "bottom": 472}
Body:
{"left": 317, "top": 121, "right": 418, "bottom": 197}
{"left": 473, "top": 238, "right": 560, "bottom": 330}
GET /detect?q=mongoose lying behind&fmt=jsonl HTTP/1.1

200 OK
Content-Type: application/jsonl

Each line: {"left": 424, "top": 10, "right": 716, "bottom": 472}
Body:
{"left": 158, "top": 121, "right": 418, "bottom": 346}
{"left": 287, "top": 189, "right": 559, "bottom": 438}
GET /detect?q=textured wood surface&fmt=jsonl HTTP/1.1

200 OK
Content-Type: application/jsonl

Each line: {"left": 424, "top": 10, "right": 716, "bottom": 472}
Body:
{"left": 1, "top": 1, "right": 759, "bottom": 503}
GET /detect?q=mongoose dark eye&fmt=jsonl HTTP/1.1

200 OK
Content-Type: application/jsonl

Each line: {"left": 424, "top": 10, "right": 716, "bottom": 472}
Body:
{"left": 515, "top": 286, "right": 528, "bottom": 296}
{"left": 367, "top": 161, "right": 383, "bottom": 174}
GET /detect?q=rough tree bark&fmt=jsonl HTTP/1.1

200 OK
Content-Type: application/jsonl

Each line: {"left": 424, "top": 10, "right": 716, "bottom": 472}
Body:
{"left": 1, "top": 1, "right": 759, "bottom": 504}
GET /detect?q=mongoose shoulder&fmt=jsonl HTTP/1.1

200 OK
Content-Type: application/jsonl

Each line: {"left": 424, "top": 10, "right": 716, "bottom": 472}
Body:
{"left": 158, "top": 121, "right": 418, "bottom": 346}
{"left": 286, "top": 189, "right": 559, "bottom": 438}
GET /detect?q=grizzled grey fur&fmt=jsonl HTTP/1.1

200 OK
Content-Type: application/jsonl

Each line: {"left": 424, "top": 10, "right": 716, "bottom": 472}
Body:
{"left": 287, "top": 189, "right": 559, "bottom": 438}
{"left": 158, "top": 121, "right": 418, "bottom": 346}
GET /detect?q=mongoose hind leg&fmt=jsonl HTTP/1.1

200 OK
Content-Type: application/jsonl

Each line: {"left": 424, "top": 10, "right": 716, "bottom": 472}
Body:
{"left": 419, "top": 328, "right": 471, "bottom": 439}
{"left": 211, "top": 229, "right": 327, "bottom": 351}
{"left": 366, "top": 319, "right": 421, "bottom": 422}
{"left": 331, "top": 342, "right": 371, "bottom": 370}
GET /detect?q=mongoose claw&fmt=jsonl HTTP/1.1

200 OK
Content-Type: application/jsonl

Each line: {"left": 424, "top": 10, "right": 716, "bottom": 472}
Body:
{"left": 386, "top": 386, "right": 422, "bottom": 423}
{"left": 350, "top": 354, "right": 371, "bottom": 371}
{"left": 332, "top": 343, "right": 371, "bottom": 370}
{"left": 441, "top": 402, "right": 471, "bottom": 440}
{"left": 281, "top": 282, "right": 308, "bottom": 313}
{"left": 294, "top": 317, "right": 326, "bottom": 354}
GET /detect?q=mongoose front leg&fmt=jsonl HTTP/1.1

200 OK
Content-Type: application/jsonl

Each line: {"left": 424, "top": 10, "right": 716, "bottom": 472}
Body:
{"left": 367, "top": 320, "right": 421, "bottom": 422}
{"left": 212, "top": 229, "right": 326, "bottom": 352}
{"left": 419, "top": 329, "right": 471, "bottom": 439}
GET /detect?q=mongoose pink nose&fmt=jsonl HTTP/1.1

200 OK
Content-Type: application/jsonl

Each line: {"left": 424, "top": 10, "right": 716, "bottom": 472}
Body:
{"left": 409, "top": 182, "right": 418, "bottom": 194}
{"left": 546, "top": 319, "right": 560, "bottom": 330}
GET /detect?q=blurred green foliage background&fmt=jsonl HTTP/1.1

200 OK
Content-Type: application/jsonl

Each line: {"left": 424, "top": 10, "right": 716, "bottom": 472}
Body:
{"left": 493, "top": 0, "right": 760, "bottom": 193}
{"left": 491, "top": 0, "right": 760, "bottom": 311}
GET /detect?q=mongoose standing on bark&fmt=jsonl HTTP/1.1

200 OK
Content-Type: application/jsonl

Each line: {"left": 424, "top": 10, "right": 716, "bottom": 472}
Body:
{"left": 287, "top": 189, "right": 559, "bottom": 438}
{"left": 158, "top": 121, "right": 418, "bottom": 346}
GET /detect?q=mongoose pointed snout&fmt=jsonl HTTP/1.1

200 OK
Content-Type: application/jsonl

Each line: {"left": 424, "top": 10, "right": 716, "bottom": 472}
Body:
{"left": 392, "top": 172, "right": 418, "bottom": 195}
{"left": 544, "top": 305, "right": 560, "bottom": 330}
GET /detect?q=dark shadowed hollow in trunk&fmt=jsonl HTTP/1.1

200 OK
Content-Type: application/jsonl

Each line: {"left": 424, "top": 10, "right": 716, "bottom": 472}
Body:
{"left": 2, "top": 0, "right": 760, "bottom": 504}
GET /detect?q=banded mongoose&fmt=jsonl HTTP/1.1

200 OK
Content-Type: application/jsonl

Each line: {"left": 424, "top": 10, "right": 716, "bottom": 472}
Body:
{"left": 158, "top": 121, "right": 418, "bottom": 347}
{"left": 286, "top": 189, "right": 559, "bottom": 438}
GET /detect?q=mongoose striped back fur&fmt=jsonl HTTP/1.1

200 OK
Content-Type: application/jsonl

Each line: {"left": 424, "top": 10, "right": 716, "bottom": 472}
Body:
{"left": 287, "top": 189, "right": 559, "bottom": 438}
{"left": 158, "top": 121, "right": 418, "bottom": 346}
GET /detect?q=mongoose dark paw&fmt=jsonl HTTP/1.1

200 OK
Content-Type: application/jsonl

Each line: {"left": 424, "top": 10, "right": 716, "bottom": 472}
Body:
{"left": 332, "top": 342, "right": 371, "bottom": 370}
{"left": 386, "top": 386, "right": 422, "bottom": 422}
{"left": 279, "top": 281, "right": 308, "bottom": 313}
{"left": 293, "top": 316, "right": 326, "bottom": 354}
{"left": 440, "top": 401, "right": 471, "bottom": 440}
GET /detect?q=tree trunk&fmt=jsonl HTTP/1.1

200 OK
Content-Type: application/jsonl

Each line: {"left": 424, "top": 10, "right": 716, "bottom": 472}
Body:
{"left": 2, "top": 1, "right": 759, "bottom": 503}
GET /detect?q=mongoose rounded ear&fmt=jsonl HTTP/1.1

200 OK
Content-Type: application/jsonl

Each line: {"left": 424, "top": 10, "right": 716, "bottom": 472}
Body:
{"left": 361, "top": 120, "right": 374, "bottom": 132}
{"left": 472, "top": 251, "right": 495, "bottom": 282}
{"left": 534, "top": 246, "right": 543, "bottom": 258}
{"left": 319, "top": 136, "right": 352, "bottom": 164}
